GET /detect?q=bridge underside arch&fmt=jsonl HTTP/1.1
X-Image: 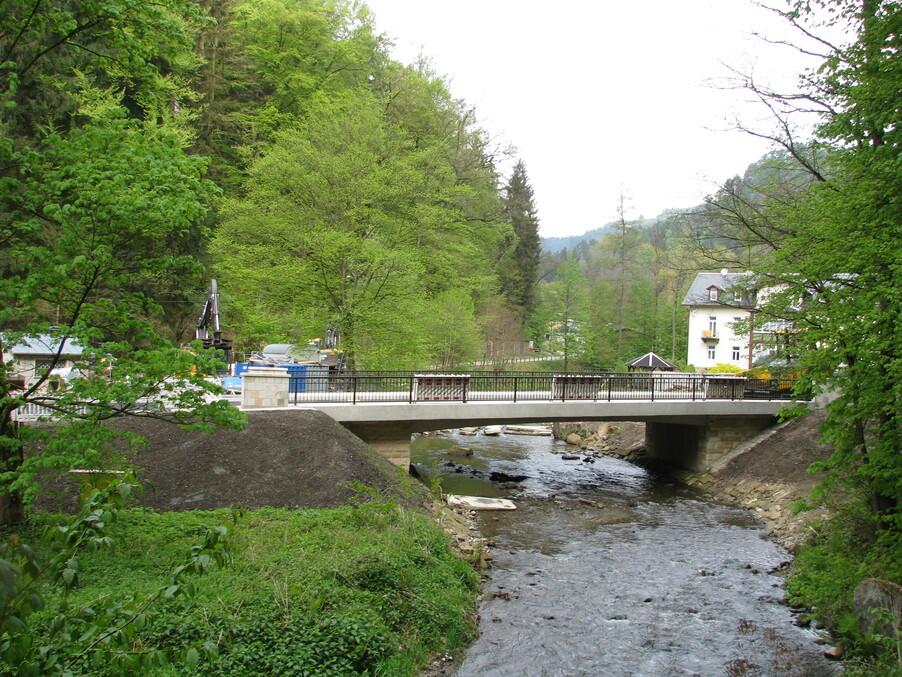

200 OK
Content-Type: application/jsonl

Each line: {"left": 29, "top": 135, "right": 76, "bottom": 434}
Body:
{"left": 343, "top": 413, "right": 778, "bottom": 473}
{"left": 644, "top": 416, "right": 777, "bottom": 471}
{"left": 250, "top": 398, "right": 790, "bottom": 471}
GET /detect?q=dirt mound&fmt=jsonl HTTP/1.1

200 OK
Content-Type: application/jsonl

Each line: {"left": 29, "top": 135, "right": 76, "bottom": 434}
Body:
{"left": 37, "top": 410, "right": 426, "bottom": 513}
{"left": 713, "top": 408, "right": 831, "bottom": 489}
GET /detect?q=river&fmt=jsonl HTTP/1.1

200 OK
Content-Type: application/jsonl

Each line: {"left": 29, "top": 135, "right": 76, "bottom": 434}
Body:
{"left": 411, "top": 427, "right": 840, "bottom": 677}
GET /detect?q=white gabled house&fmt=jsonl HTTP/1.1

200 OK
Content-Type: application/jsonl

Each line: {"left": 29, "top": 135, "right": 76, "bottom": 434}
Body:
{"left": 684, "top": 271, "right": 812, "bottom": 372}
{"left": 1, "top": 334, "right": 85, "bottom": 391}
{"left": 682, "top": 271, "right": 758, "bottom": 371}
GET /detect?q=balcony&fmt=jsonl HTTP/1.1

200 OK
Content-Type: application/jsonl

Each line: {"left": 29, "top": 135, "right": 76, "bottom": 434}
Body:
{"left": 701, "top": 330, "right": 720, "bottom": 343}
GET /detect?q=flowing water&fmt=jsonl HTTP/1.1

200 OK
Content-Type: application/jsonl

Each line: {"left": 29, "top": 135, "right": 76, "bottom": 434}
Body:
{"left": 411, "top": 429, "right": 840, "bottom": 677}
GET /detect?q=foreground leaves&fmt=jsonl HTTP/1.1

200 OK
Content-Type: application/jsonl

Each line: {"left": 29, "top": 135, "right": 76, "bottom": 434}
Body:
{"left": 0, "top": 478, "right": 236, "bottom": 675}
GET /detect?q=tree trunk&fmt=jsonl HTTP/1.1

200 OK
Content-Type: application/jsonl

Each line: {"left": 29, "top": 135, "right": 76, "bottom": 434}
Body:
{"left": 0, "top": 413, "right": 27, "bottom": 524}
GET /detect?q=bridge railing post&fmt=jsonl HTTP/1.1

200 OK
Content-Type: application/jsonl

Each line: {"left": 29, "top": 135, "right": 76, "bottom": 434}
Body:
{"left": 513, "top": 376, "right": 518, "bottom": 403}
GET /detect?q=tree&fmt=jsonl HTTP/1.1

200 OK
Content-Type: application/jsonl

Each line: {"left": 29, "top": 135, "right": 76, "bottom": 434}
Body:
{"left": 690, "top": 150, "right": 823, "bottom": 268}
{"left": 479, "top": 295, "right": 527, "bottom": 369}
{"left": 542, "top": 257, "right": 588, "bottom": 371}
{"left": 712, "top": 0, "right": 902, "bottom": 537}
{"left": 0, "top": 108, "right": 244, "bottom": 524}
{"left": 583, "top": 196, "right": 644, "bottom": 367}
{"left": 499, "top": 161, "right": 542, "bottom": 312}
{"left": 188, "top": 0, "right": 385, "bottom": 184}
{"left": 422, "top": 290, "right": 483, "bottom": 369}
{"left": 378, "top": 60, "right": 510, "bottom": 303}
{"left": 0, "top": 0, "right": 229, "bottom": 344}
{"left": 0, "top": 0, "right": 206, "bottom": 139}
{"left": 212, "top": 60, "right": 513, "bottom": 367}
{"left": 0, "top": 0, "right": 246, "bottom": 523}
{"left": 192, "top": 9, "right": 513, "bottom": 364}
{"left": 213, "top": 89, "right": 436, "bottom": 367}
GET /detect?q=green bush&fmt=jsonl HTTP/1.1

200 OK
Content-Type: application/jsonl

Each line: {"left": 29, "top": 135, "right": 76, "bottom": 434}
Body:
{"left": 706, "top": 363, "right": 743, "bottom": 373}
{"left": 786, "top": 501, "right": 902, "bottom": 674}
{"left": 204, "top": 612, "right": 393, "bottom": 677}
{"left": 14, "top": 504, "right": 479, "bottom": 676}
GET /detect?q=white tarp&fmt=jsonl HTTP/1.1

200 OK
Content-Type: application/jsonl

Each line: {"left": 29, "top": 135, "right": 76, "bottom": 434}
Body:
{"left": 447, "top": 495, "right": 517, "bottom": 511}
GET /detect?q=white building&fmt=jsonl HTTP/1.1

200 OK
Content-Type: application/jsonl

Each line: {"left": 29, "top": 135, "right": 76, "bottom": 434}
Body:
{"left": 1, "top": 334, "right": 84, "bottom": 391}
{"left": 682, "top": 271, "right": 758, "bottom": 371}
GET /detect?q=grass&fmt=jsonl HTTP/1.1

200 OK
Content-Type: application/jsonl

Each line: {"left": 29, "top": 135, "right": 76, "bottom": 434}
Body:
{"left": 15, "top": 499, "right": 480, "bottom": 676}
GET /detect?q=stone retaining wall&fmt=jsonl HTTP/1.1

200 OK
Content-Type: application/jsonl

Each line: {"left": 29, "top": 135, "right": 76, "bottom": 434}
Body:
{"left": 681, "top": 472, "right": 828, "bottom": 551}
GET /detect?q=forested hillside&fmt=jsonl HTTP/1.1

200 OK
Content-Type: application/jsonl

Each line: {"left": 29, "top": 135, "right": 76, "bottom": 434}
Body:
{"left": 0, "top": 0, "right": 834, "bottom": 373}
{"left": 0, "top": 0, "right": 545, "bottom": 371}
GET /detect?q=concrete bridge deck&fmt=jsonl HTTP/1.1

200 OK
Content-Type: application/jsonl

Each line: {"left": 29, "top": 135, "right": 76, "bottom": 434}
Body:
{"left": 288, "top": 397, "right": 789, "bottom": 429}
{"left": 239, "top": 369, "right": 804, "bottom": 472}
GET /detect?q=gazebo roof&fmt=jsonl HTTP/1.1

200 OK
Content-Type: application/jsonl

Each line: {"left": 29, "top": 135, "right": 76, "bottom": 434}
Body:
{"left": 626, "top": 352, "right": 678, "bottom": 370}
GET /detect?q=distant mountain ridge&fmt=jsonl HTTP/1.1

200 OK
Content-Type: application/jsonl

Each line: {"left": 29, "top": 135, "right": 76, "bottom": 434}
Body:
{"left": 540, "top": 225, "right": 611, "bottom": 253}
{"left": 540, "top": 203, "right": 706, "bottom": 253}
{"left": 540, "top": 150, "right": 809, "bottom": 254}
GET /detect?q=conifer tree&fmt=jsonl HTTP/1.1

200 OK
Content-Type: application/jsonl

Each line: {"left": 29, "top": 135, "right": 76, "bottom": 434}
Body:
{"left": 500, "top": 160, "right": 542, "bottom": 311}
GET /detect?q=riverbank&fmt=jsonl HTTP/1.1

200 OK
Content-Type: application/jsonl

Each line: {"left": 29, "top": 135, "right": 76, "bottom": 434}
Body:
{"left": 25, "top": 410, "right": 488, "bottom": 676}
{"left": 555, "top": 410, "right": 834, "bottom": 552}
{"left": 680, "top": 409, "right": 833, "bottom": 551}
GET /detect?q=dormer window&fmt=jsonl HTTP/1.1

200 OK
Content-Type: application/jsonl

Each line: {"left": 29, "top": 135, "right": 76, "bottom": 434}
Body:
{"left": 708, "top": 286, "right": 720, "bottom": 301}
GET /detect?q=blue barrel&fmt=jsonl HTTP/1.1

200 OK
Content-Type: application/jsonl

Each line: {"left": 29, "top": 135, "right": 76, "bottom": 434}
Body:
{"left": 285, "top": 364, "right": 307, "bottom": 393}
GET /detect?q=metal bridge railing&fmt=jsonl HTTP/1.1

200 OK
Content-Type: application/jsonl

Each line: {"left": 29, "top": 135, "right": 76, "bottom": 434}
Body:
{"left": 286, "top": 371, "right": 798, "bottom": 406}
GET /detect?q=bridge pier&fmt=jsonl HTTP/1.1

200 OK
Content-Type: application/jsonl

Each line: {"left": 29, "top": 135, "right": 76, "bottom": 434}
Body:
{"left": 341, "top": 422, "right": 413, "bottom": 468}
{"left": 645, "top": 416, "right": 777, "bottom": 471}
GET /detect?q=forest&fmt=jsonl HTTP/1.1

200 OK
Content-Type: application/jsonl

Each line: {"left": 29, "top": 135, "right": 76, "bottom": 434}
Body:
{"left": 0, "top": 0, "right": 849, "bottom": 374}
{"left": 1, "top": 0, "right": 900, "bottom": 673}
{"left": 0, "top": 0, "right": 763, "bottom": 374}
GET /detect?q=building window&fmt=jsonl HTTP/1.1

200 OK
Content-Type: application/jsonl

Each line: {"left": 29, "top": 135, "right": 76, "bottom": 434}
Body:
{"left": 732, "top": 346, "right": 741, "bottom": 361}
{"left": 708, "top": 316, "right": 717, "bottom": 336}
{"left": 707, "top": 347, "right": 716, "bottom": 360}
{"left": 34, "top": 359, "right": 55, "bottom": 373}
{"left": 708, "top": 287, "right": 719, "bottom": 301}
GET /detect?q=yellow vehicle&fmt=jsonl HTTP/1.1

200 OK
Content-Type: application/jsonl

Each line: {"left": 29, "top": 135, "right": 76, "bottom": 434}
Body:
{"left": 737, "top": 364, "right": 806, "bottom": 398}
{"left": 737, "top": 364, "right": 806, "bottom": 380}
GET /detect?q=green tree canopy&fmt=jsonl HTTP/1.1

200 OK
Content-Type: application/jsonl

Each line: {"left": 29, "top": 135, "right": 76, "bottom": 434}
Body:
{"left": 707, "top": 0, "right": 902, "bottom": 537}
{"left": 0, "top": 2, "right": 245, "bottom": 523}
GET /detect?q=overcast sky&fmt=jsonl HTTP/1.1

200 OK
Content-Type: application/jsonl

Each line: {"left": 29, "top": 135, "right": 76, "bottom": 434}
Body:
{"left": 363, "top": 0, "right": 822, "bottom": 238}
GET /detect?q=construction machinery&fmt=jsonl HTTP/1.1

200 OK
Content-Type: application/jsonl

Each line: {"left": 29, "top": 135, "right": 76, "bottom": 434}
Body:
{"left": 195, "top": 279, "right": 233, "bottom": 367}
{"left": 251, "top": 339, "right": 344, "bottom": 369}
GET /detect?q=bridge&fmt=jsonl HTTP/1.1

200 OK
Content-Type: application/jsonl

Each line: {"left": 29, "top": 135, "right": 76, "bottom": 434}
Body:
{"left": 238, "top": 369, "right": 804, "bottom": 471}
